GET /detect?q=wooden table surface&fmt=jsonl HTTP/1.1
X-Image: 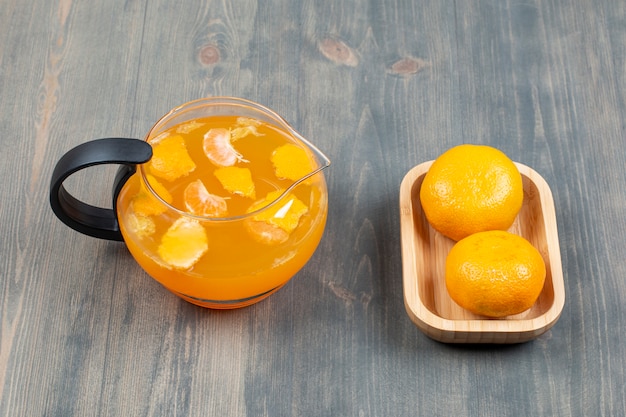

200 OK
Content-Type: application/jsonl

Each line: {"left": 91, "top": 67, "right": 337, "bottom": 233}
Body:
{"left": 2, "top": 0, "right": 625, "bottom": 415}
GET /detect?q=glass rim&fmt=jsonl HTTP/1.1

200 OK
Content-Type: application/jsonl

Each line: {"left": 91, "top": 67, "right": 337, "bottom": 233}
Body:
{"left": 138, "top": 97, "right": 330, "bottom": 222}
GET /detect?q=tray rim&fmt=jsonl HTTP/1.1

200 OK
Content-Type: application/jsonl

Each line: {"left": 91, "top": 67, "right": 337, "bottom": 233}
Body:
{"left": 400, "top": 161, "right": 566, "bottom": 344}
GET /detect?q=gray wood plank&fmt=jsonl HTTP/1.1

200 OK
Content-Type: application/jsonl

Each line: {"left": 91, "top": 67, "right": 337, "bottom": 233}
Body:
{"left": 0, "top": 0, "right": 625, "bottom": 416}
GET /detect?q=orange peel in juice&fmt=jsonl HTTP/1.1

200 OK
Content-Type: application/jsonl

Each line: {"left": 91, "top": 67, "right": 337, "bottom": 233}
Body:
{"left": 183, "top": 179, "right": 228, "bottom": 217}
{"left": 127, "top": 212, "right": 156, "bottom": 239}
{"left": 231, "top": 117, "right": 263, "bottom": 140}
{"left": 157, "top": 217, "right": 208, "bottom": 269}
{"left": 149, "top": 134, "right": 196, "bottom": 181}
{"left": 246, "top": 190, "right": 308, "bottom": 245}
{"left": 131, "top": 174, "right": 173, "bottom": 216}
{"left": 176, "top": 120, "right": 205, "bottom": 134}
{"left": 214, "top": 166, "right": 256, "bottom": 199}
{"left": 271, "top": 144, "right": 314, "bottom": 182}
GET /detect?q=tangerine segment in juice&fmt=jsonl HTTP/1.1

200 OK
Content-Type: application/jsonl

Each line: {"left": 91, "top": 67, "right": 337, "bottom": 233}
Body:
{"left": 117, "top": 116, "right": 328, "bottom": 303}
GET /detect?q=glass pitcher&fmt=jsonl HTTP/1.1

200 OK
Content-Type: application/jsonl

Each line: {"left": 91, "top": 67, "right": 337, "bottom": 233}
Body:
{"left": 50, "top": 97, "right": 330, "bottom": 308}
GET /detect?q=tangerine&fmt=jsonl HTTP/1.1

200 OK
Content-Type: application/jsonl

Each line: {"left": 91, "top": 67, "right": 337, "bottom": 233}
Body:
{"left": 445, "top": 230, "right": 546, "bottom": 318}
{"left": 420, "top": 144, "right": 523, "bottom": 241}
{"left": 203, "top": 128, "right": 247, "bottom": 167}
{"left": 183, "top": 179, "right": 228, "bottom": 217}
{"left": 202, "top": 118, "right": 263, "bottom": 167}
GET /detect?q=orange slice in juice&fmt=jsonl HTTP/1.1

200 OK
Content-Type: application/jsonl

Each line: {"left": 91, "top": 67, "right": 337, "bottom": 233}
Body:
{"left": 131, "top": 175, "right": 173, "bottom": 216}
{"left": 203, "top": 128, "right": 248, "bottom": 167}
{"left": 214, "top": 166, "right": 256, "bottom": 199}
{"left": 127, "top": 212, "right": 156, "bottom": 238}
{"left": 157, "top": 217, "right": 208, "bottom": 269}
{"left": 149, "top": 134, "right": 196, "bottom": 181}
{"left": 271, "top": 144, "right": 314, "bottom": 181}
{"left": 183, "top": 179, "right": 228, "bottom": 217}
{"left": 245, "top": 220, "right": 290, "bottom": 245}
{"left": 246, "top": 190, "right": 308, "bottom": 245}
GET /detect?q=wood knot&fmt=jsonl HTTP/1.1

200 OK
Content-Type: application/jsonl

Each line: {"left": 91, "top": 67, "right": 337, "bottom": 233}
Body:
{"left": 388, "top": 57, "right": 429, "bottom": 76}
{"left": 319, "top": 38, "right": 359, "bottom": 67}
{"left": 327, "top": 281, "right": 357, "bottom": 303}
{"left": 198, "top": 44, "right": 220, "bottom": 66}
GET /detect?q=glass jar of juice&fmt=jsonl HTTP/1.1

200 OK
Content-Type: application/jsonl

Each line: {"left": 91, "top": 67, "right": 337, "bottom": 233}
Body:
{"left": 50, "top": 97, "right": 330, "bottom": 308}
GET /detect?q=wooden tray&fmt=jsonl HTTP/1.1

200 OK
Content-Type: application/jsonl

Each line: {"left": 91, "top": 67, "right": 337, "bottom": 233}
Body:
{"left": 400, "top": 161, "right": 565, "bottom": 343}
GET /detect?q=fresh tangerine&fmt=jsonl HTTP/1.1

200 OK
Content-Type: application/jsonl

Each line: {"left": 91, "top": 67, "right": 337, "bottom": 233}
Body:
{"left": 420, "top": 144, "right": 523, "bottom": 241}
{"left": 445, "top": 230, "right": 546, "bottom": 318}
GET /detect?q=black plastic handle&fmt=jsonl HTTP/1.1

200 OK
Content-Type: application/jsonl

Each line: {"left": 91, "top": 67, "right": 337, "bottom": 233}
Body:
{"left": 49, "top": 138, "right": 153, "bottom": 241}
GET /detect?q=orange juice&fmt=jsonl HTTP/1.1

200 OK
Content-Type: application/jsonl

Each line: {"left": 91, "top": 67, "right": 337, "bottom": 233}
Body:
{"left": 116, "top": 115, "right": 328, "bottom": 308}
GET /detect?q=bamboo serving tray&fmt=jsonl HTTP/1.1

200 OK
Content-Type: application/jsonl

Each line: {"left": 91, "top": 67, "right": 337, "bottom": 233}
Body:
{"left": 400, "top": 161, "right": 565, "bottom": 344}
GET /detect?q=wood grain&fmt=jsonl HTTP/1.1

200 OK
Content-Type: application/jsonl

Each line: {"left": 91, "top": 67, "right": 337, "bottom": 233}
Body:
{"left": 1, "top": 0, "right": 625, "bottom": 416}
